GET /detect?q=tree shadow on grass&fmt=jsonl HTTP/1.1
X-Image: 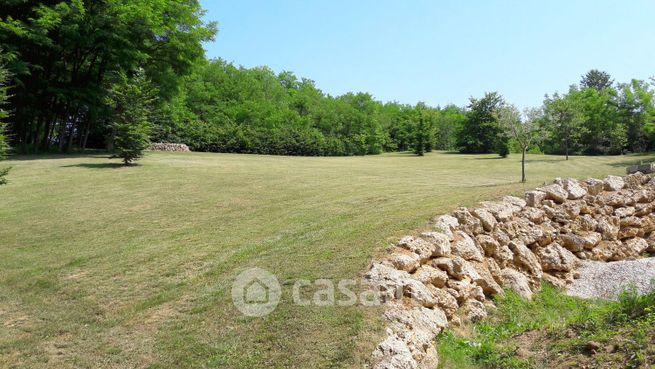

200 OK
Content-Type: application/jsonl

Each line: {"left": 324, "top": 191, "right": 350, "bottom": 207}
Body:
{"left": 8, "top": 152, "right": 110, "bottom": 161}
{"left": 61, "top": 162, "right": 127, "bottom": 169}
{"left": 606, "top": 156, "right": 655, "bottom": 168}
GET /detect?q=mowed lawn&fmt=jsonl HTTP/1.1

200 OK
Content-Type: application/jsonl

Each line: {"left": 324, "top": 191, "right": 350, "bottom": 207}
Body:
{"left": 0, "top": 151, "right": 650, "bottom": 369}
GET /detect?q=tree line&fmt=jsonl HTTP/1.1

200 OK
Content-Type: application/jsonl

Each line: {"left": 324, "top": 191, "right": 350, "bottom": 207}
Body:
{"left": 1, "top": 2, "right": 654, "bottom": 164}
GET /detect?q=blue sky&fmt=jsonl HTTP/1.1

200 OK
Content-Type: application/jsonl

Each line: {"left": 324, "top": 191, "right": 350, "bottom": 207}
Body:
{"left": 200, "top": 0, "right": 655, "bottom": 109}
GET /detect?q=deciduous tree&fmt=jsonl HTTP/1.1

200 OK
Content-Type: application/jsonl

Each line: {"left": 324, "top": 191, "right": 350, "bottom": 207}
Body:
{"left": 498, "top": 105, "right": 544, "bottom": 182}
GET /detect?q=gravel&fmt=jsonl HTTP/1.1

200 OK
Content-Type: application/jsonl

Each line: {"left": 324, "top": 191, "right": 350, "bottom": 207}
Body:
{"left": 566, "top": 258, "right": 655, "bottom": 300}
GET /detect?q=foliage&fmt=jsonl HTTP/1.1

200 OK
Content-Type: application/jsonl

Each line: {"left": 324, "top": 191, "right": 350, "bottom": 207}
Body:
{"left": 0, "top": 0, "right": 216, "bottom": 153}
{"left": 0, "top": 3, "right": 654, "bottom": 159}
{"left": 498, "top": 105, "right": 544, "bottom": 181}
{"left": 612, "top": 281, "right": 655, "bottom": 321}
{"left": 541, "top": 92, "right": 585, "bottom": 158}
{"left": 580, "top": 69, "right": 614, "bottom": 91}
{"left": 106, "top": 70, "right": 156, "bottom": 164}
{"left": 457, "top": 92, "right": 508, "bottom": 156}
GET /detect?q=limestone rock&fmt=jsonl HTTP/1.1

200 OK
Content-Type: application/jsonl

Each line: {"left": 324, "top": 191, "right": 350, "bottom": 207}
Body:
{"left": 428, "top": 286, "right": 459, "bottom": 318}
{"left": 596, "top": 217, "right": 620, "bottom": 240}
{"left": 149, "top": 142, "right": 190, "bottom": 152}
{"left": 560, "top": 232, "right": 601, "bottom": 252}
{"left": 604, "top": 175, "right": 625, "bottom": 192}
{"left": 389, "top": 249, "right": 421, "bottom": 272}
{"left": 431, "top": 257, "right": 454, "bottom": 275}
{"left": 563, "top": 178, "right": 587, "bottom": 199}
{"left": 572, "top": 214, "right": 598, "bottom": 232}
{"left": 365, "top": 263, "right": 410, "bottom": 301}
{"left": 521, "top": 207, "right": 547, "bottom": 224}
{"left": 646, "top": 233, "right": 655, "bottom": 253}
{"left": 484, "top": 257, "right": 504, "bottom": 285}
{"left": 404, "top": 279, "right": 437, "bottom": 308}
{"left": 447, "top": 278, "right": 485, "bottom": 303}
{"left": 618, "top": 227, "right": 640, "bottom": 240}
{"left": 536, "top": 243, "right": 579, "bottom": 272}
{"left": 451, "top": 231, "right": 484, "bottom": 262}
{"left": 508, "top": 240, "right": 543, "bottom": 278}
{"left": 471, "top": 208, "right": 497, "bottom": 232}
{"left": 492, "top": 228, "right": 511, "bottom": 246}
{"left": 420, "top": 232, "right": 451, "bottom": 257}
{"left": 470, "top": 260, "right": 504, "bottom": 296}
{"left": 450, "top": 256, "right": 481, "bottom": 281}
{"left": 476, "top": 234, "right": 499, "bottom": 256}
{"left": 453, "top": 207, "right": 483, "bottom": 235}
{"left": 501, "top": 268, "right": 533, "bottom": 300}
{"left": 525, "top": 190, "right": 547, "bottom": 207}
{"left": 481, "top": 201, "right": 517, "bottom": 222}
{"left": 562, "top": 201, "right": 583, "bottom": 219}
{"left": 398, "top": 236, "right": 435, "bottom": 262}
{"left": 539, "top": 184, "right": 568, "bottom": 204}
{"left": 624, "top": 172, "right": 647, "bottom": 189}
{"left": 462, "top": 299, "right": 487, "bottom": 322}
{"left": 585, "top": 178, "right": 604, "bottom": 195}
{"left": 371, "top": 331, "right": 418, "bottom": 369}
{"left": 620, "top": 216, "right": 642, "bottom": 228}
{"left": 384, "top": 303, "right": 448, "bottom": 365}
{"left": 412, "top": 265, "right": 448, "bottom": 288}
{"left": 494, "top": 245, "right": 515, "bottom": 267}
{"left": 624, "top": 237, "right": 648, "bottom": 256}
{"left": 433, "top": 215, "right": 459, "bottom": 240}
{"left": 503, "top": 195, "right": 527, "bottom": 209}
{"left": 591, "top": 241, "right": 621, "bottom": 261}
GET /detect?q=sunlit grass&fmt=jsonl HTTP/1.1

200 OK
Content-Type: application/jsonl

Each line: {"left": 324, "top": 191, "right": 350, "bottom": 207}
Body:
{"left": 0, "top": 151, "right": 649, "bottom": 368}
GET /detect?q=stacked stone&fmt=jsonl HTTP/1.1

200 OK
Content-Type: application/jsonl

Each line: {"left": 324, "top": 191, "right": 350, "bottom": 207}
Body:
{"left": 366, "top": 172, "right": 655, "bottom": 369}
{"left": 149, "top": 143, "right": 191, "bottom": 152}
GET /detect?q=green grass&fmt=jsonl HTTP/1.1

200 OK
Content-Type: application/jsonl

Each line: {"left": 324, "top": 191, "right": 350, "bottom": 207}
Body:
{"left": 0, "top": 151, "right": 650, "bottom": 368}
{"left": 437, "top": 283, "right": 655, "bottom": 369}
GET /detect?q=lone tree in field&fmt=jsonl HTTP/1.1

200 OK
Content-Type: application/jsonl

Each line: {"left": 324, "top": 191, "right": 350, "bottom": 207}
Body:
{"left": 107, "top": 70, "right": 157, "bottom": 165}
{"left": 497, "top": 105, "right": 544, "bottom": 183}
{"left": 0, "top": 62, "right": 11, "bottom": 185}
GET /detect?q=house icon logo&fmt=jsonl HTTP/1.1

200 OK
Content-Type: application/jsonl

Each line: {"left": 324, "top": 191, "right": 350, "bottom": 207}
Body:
{"left": 232, "top": 267, "right": 281, "bottom": 317}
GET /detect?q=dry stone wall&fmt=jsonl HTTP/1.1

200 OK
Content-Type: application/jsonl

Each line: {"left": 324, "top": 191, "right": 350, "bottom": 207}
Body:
{"left": 365, "top": 172, "right": 655, "bottom": 369}
{"left": 149, "top": 143, "right": 191, "bottom": 152}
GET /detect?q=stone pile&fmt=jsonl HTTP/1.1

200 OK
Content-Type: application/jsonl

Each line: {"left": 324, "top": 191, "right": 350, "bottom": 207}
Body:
{"left": 149, "top": 143, "right": 191, "bottom": 152}
{"left": 365, "top": 172, "right": 655, "bottom": 369}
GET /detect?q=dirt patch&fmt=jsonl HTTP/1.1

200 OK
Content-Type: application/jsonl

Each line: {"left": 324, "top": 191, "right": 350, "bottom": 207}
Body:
{"left": 509, "top": 325, "right": 655, "bottom": 368}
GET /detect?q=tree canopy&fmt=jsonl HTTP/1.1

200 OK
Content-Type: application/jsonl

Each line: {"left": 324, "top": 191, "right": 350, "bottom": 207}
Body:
{"left": 0, "top": 0, "right": 216, "bottom": 153}
{"left": 0, "top": 3, "right": 653, "bottom": 160}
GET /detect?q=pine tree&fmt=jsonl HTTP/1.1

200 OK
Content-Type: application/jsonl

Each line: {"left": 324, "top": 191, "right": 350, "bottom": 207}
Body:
{"left": 107, "top": 70, "right": 157, "bottom": 165}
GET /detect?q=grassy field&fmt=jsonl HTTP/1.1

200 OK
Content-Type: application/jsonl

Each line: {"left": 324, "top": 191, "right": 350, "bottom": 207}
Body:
{"left": 0, "top": 151, "right": 651, "bottom": 369}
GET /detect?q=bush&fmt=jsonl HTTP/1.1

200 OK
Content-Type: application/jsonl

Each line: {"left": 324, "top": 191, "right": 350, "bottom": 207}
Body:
{"left": 613, "top": 281, "right": 655, "bottom": 321}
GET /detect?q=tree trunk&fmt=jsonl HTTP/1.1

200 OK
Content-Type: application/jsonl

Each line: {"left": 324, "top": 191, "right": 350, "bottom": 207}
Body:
{"left": 565, "top": 128, "right": 569, "bottom": 160}
{"left": 521, "top": 147, "right": 527, "bottom": 183}
{"left": 57, "top": 120, "right": 67, "bottom": 153}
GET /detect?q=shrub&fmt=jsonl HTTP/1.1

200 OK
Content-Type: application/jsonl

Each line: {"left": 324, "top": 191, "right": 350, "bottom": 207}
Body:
{"left": 613, "top": 281, "right": 655, "bottom": 321}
